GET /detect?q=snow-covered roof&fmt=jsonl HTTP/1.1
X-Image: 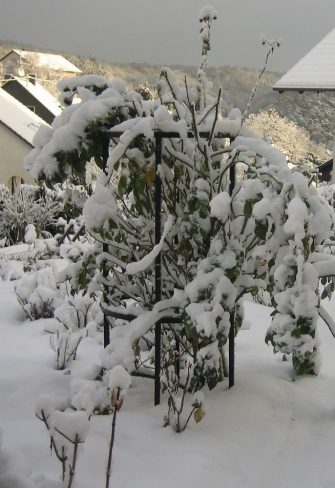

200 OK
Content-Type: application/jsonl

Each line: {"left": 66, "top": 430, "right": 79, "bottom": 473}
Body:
{"left": 273, "top": 28, "right": 335, "bottom": 92}
{"left": 3, "top": 78, "right": 63, "bottom": 117}
{"left": 1, "top": 50, "right": 81, "bottom": 74}
{"left": 0, "top": 88, "right": 49, "bottom": 145}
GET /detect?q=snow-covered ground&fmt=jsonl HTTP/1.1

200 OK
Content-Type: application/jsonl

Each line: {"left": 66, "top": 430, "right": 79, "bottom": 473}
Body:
{"left": 1, "top": 279, "right": 335, "bottom": 488}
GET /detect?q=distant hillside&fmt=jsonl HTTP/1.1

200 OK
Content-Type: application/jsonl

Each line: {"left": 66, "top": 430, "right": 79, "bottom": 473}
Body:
{"left": 1, "top": 41, "right": 335, "bottom": 149}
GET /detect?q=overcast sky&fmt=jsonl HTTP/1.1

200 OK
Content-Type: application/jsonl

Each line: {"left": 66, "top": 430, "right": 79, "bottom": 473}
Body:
{"left": 0, "top": 0, "right": 334, "bottom": 73}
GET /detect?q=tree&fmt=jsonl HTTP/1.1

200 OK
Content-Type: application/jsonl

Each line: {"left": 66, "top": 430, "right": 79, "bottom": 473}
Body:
{"left": 25, "top": 7, "right": 335, "bottom": 393}
{"left": 245, "top": 108, "right": 328, "bottom": 164}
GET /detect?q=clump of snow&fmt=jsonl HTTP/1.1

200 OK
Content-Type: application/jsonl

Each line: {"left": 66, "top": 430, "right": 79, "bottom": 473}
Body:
{"left": 0, "top": 259, "right": 24, "bottom": 281}
{"left": 108, "top": 365, "right": 132, "bottom": 393}
{"left": 209, "top": 192, "right": 231, "bottom": 222}
{"left": 83, "top": 183, "right": 118, "bottom": 231}
{"left": 51, "top": 410, "right": 90, "bottom": 443}
{"left": 25, "top": 224, "right": 37, "bottom": 244}
{"left": 198, "top": 5, "right": 218, "bottom": 21}
{"left": 126, "top": 215, "right": 174, "bottom": 274}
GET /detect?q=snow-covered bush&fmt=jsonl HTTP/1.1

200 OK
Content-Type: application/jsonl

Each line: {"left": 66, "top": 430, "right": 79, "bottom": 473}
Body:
{"left": 15, "top": 267, "right": 62, "bottom": 320}
{"left": 71, "top": 375, "right": 111, "bottom": 416}
{"left": 162, "top": 362, "right": 206, "bottom": 432}
{"left": 245, "top": 108, "right": 328, "bottom": 164}
{"left": 0, "top": 185, "right": 63, "bottom": 246}
{"left": 0, "top": 258, "right": 24, "bottom": 281}
{"left": 50, "top": 291, "right": 102, "bottom": 370}
{"left": 24, "top": 5, "right": 335, "bottom": 390}
{"left": 54, "top": 291, "right": 102, "bottom": 331}
{"left": 35, "top": 398, "right": 89, "bottom": 488}
{"left": 50, "top": 327, "right": 84, "bottom": 370}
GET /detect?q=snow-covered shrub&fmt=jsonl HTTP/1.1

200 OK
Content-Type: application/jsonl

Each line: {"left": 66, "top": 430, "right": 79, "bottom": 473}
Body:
{"left": 24, "top": 5, "right": 335, "bottom": 387}
{"left": 50, "top": 327, "right": 84, "bottom": 370}
{"left": 15, "top": 267, "right": 62, "bottom": 320}
{"left": 54, "top": 291, "right": 102, "bottom": 331}
{"left": 71, "top": 376, "right": 111, "bottom": 416}
{"left": 0, "top": 258, "right": 24, "bottom": 281}
{"left": 162, "top": 362, "right": 206, "bottom": 433}
{"left": 0, "top": 185, "right": 64, "bottom": 246}
{"left": 35, "top": 398, "right": 89, "bottom": 488}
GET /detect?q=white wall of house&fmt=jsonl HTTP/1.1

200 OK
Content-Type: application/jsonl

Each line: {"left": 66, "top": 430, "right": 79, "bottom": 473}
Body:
{"left": 0, "top": 123, "right": 34, "bottom": 186}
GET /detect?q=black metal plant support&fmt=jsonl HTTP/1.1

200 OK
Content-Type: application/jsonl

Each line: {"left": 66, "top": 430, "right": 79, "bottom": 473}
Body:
{"left": 102, "top": 131, "right": 236, "bottom": 405}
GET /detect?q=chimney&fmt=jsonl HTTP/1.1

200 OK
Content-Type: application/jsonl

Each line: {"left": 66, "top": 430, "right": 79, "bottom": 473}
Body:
{"left": 28, "top": 73, "right": 37, "bottom": 85}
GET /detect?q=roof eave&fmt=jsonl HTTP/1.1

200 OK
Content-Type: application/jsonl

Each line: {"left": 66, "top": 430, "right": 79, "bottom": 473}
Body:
{"left": 273, "top": 85, "right": 335, "bottom": 93}
{"left": 0, "top": 120, "right": 34, "bottom": 147}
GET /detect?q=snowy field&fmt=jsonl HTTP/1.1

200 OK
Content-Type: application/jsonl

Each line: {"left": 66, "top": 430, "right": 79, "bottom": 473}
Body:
{"left": 1, "top": 278, "right": 335, "bottom": 488}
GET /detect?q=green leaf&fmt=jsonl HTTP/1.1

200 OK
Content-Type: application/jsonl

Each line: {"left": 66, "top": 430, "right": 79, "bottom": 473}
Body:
{"left": 118, "top": 175, "right": 128, "bottom": 196}
{"left": 243, "top": 200, "right": 253, "bottom": 219}
{"left": 254, "top": 221, "right": 268, "bottom": 241}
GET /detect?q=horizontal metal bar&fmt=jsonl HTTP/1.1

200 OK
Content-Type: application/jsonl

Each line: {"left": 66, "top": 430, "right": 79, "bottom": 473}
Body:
{"left": 105, "top": 130, "right": 232, "bottom": 140}
{"left": 102, "top": 308, "right": 182, "bottom": 324}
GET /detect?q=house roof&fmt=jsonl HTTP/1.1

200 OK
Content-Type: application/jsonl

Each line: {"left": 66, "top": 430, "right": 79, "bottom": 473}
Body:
{"left": 0, "top": 88, "right": 49, "bottom": 146}
{"left": 0, "top": 50, "right": 81, "bottom": 74}
{"left": 318, "top": 158, "right": 333, "bottom": 171}
{"left": 273, "top": 28, "right": 335, "bottom": 92}
{"left": 3, "top": 77, "right": 62, "bottom": 117}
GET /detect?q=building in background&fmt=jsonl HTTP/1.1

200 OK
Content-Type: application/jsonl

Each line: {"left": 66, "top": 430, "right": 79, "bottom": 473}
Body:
{"left": 0, "top": 87, "right": 48, "bottom": 189}
{"left": 2, "top": 77, "right": 62, "bottom": 125}
{"left": 273, "top": 28, "right": 335, "bottom": 184}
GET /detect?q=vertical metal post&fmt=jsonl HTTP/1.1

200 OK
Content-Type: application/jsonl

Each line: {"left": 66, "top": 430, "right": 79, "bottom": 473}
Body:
{"left": 102, "top": 135, "right": 110, "bottom": 348}
{"left": 228, "top": 312, "right": 235, "bottom": 388}
{"left": 154, "top": 133, "right": 162, "bottom": 405}
{"left": 228, "top": 161, "right": 236, "bottom": 388}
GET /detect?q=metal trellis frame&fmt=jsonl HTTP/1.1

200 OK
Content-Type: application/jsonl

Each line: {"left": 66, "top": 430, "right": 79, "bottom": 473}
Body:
{"left": 102, "top": 130, "right": 236, "bottom": 405}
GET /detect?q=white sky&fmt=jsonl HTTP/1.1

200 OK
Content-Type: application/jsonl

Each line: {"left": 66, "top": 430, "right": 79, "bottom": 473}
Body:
{"left": 0, "top": 0, "right": 334, "bottom": 73}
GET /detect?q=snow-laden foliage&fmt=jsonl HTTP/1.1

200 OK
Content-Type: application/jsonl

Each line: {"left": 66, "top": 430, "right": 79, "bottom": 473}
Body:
{"left": 0, "top": 184, "right": 63, "bottom": 246}
{"left": 245, "top": 108, "right": 328, "bottom": 164}
{"left": 15, "top": 267, "right": 63, "bottom": 320}
{"left": 25, "top": 10, "right": 335, "bottom": 393}
{"left": 35, "top": 398, "right": 89, "bottom": 488}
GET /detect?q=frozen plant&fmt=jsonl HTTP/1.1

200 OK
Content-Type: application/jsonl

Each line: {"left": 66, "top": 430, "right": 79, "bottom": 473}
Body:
{"left": 71, "top": 375, "right": 112, "bottom": 416}
{"left": 105, "top": 366, "right": 131, "bottom": 488}
{"left": 0, "top": 185, "right": 63, "bottom": 246}
{"left": 35, "top": 398, "right": 89, "bottom": 488}
{"left": 50, "top": 326, "right": 84, "bottom": 370}
{"left": 15, "top": 267, "right": 62, "bottom": 320}
{"left": 25, "top": 4, "right": 335, "bottom": 388}
{"left": 0, "top": 258, "right": 24, "bottom": 281}
{"left": 54, "top": 290, "right": 103, "bottom": 331}
{"left": 162, "top": 362, "right": 206, "bottom": 433}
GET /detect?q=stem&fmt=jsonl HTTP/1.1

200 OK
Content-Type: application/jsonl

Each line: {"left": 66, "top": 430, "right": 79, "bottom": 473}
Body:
{"left": 106, "top": 388, "right": 120, "bottom": 488}
{"left": 67, "top": 434, "right": 80, "bottom": 488}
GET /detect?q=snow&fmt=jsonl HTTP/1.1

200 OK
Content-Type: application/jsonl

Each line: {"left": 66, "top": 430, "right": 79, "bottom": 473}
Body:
{"left": 12, "top": 50, "right": 81, "bottom": 74}
{"left": 83, "top": 183, "right": 118, "bottom": 231}
{"left": 198, "top": 5, "right": 218, "bottom": 21}
{"left": 51, "top": 410, "right": 90, "bottom": 443}
{"left": 126, "top": 214, "right": 174, "bottom": 274}
{"left": 209, "top": 192, "right": 231, "bottom": 222}
{"left": 273, "top": 28, "right": 335, "bottom": 91}
{"left": 2, "top": 280, "right": 335, "bottom": 486}
{"left": 108, "top": 366, "right": 132, "bottom": 392}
